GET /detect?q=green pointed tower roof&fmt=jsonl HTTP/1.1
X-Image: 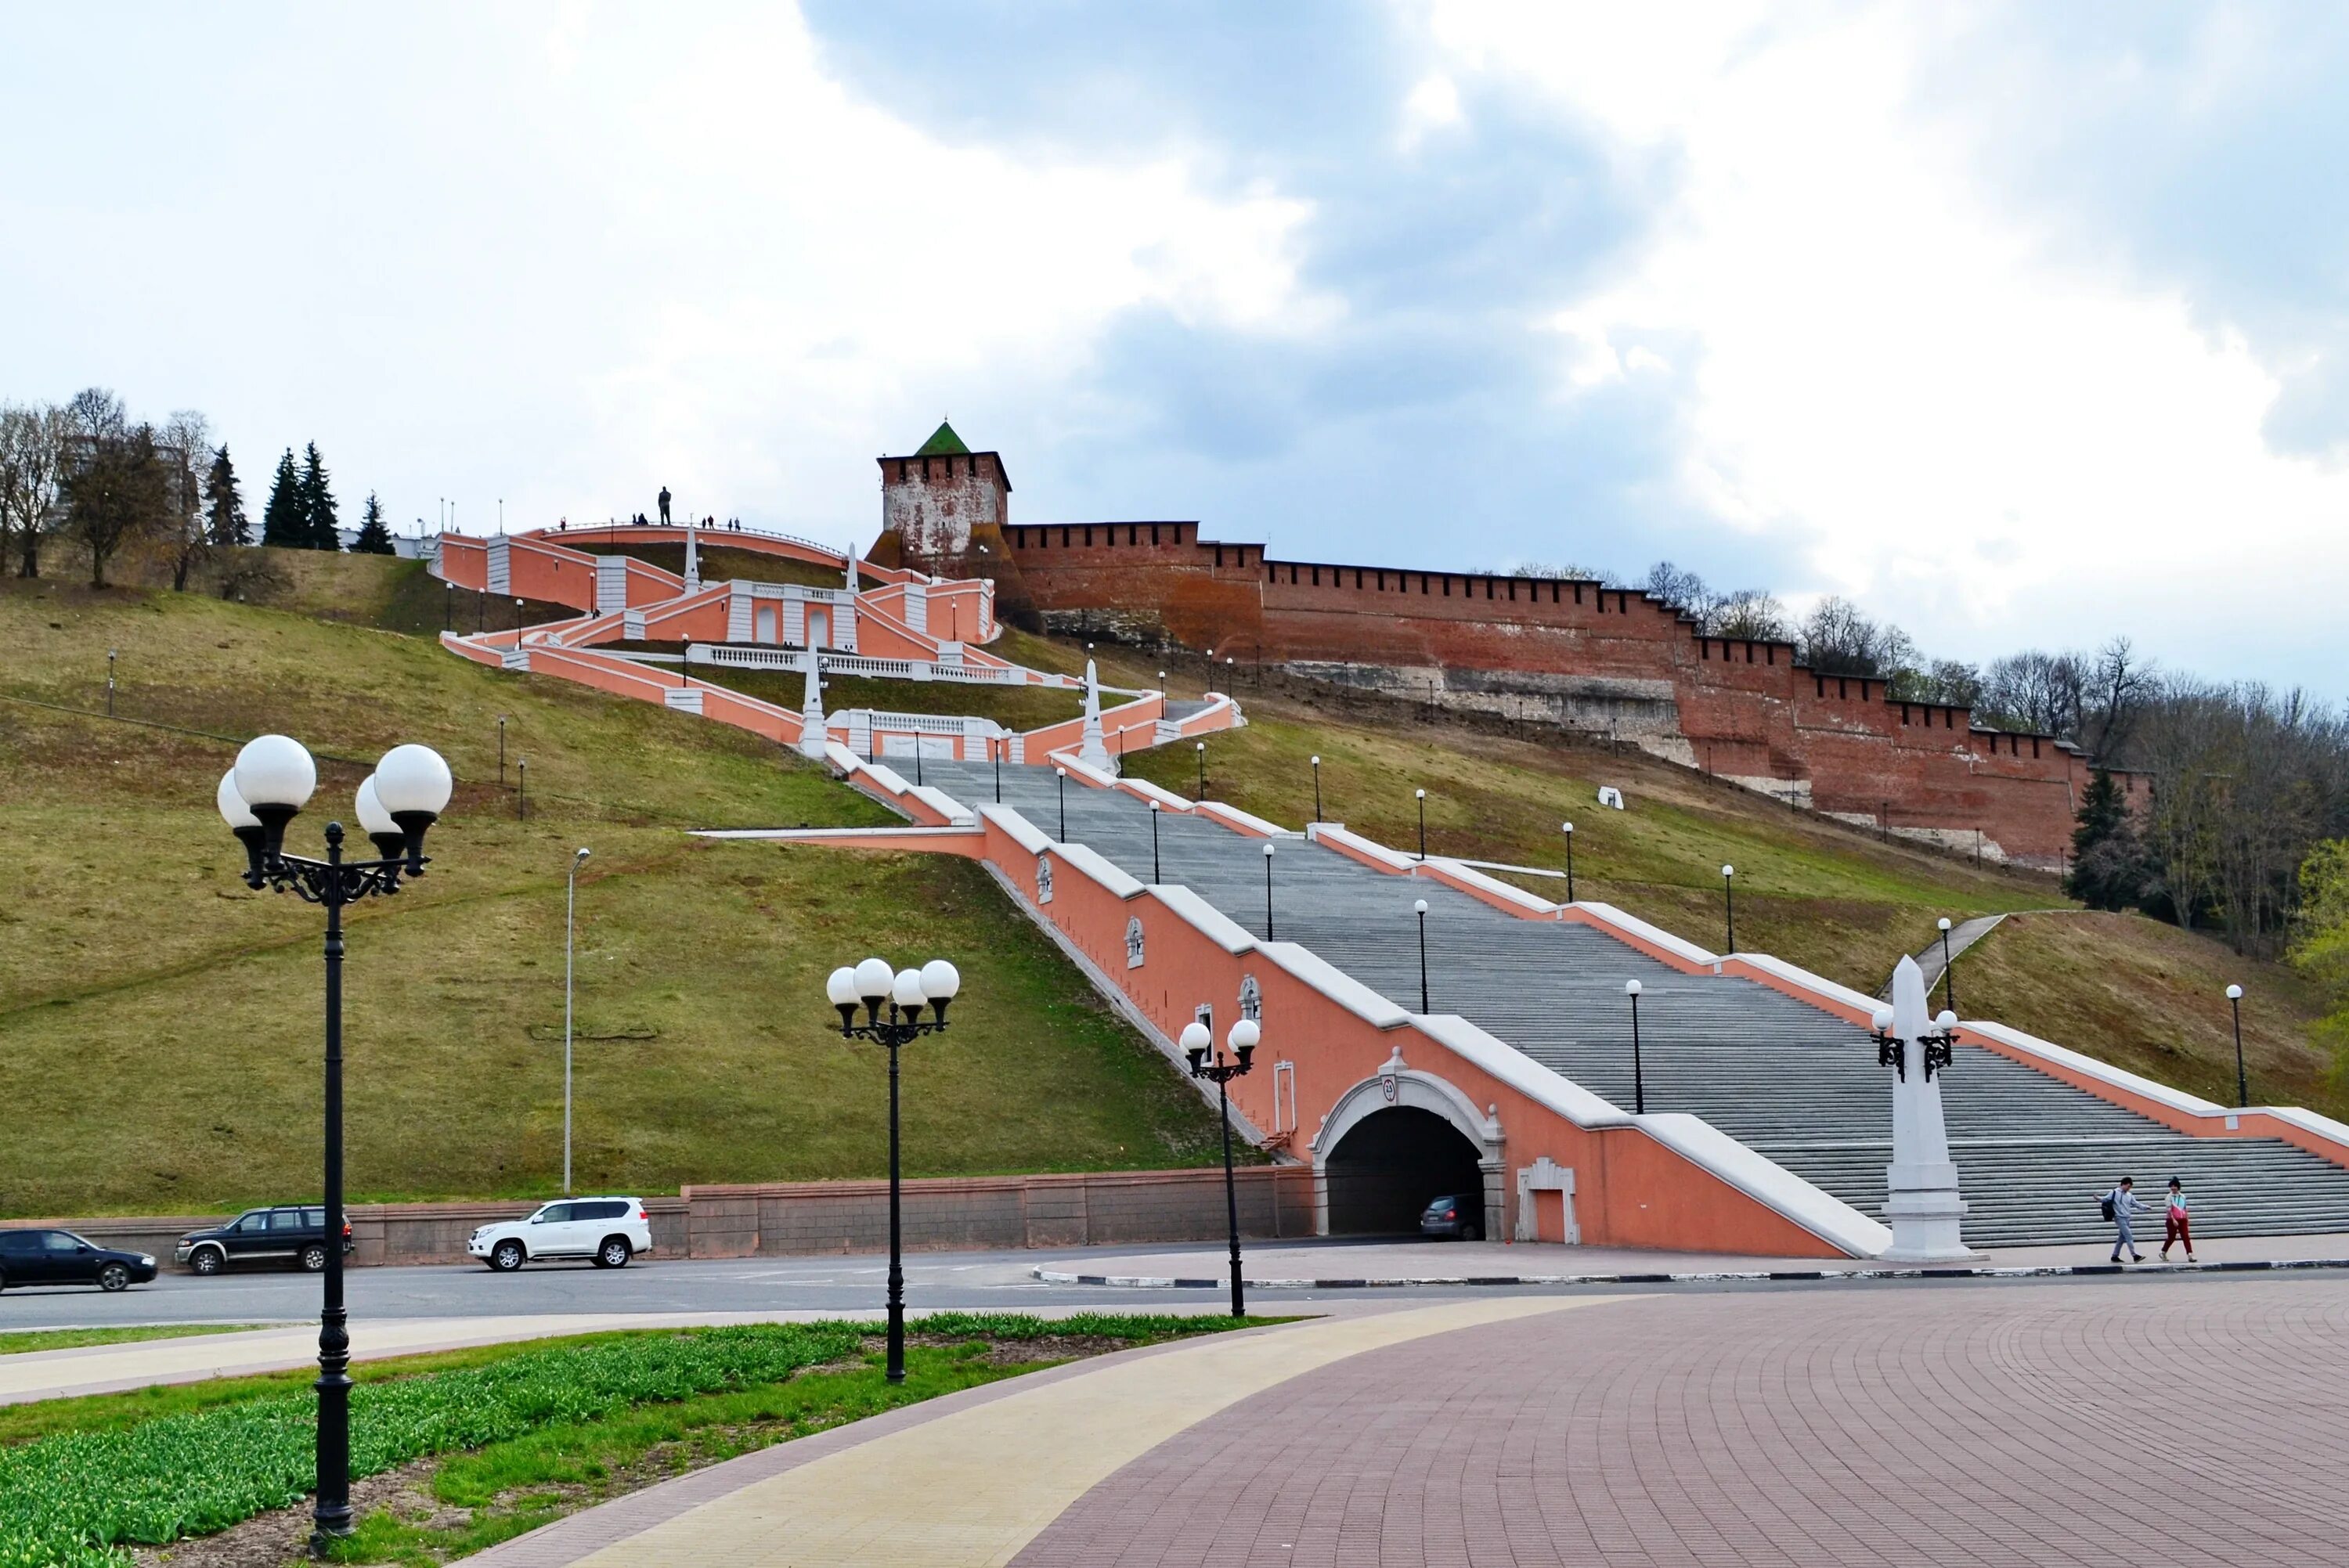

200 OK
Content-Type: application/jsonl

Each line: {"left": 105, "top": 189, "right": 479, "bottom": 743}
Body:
{"left": 912, "top": 420, "right": 970, "bottom": 457}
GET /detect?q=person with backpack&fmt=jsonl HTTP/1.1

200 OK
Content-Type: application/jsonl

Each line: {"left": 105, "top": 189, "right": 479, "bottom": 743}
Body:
{"left": 2102, "top": 1176, "right": 2145, "bottom": 1263}
{"left": 2159, "top": 1177, "right": 2196, "bottom": 1263}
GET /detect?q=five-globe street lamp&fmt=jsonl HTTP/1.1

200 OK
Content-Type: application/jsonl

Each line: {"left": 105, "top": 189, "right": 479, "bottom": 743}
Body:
{"left": 564, "top": 847, "right": 591, "bottom": 1195}
{"left": 215, "top": 732, "right": 454, "bottom": 1548}
{"left": 1183, "top": 1015, "right": 1262, "bottom": 1319}
{"left": 2227, "top": 983, "right": 2248, "bottom": 1107}
{"left": 1937, "top": 917, "right": 1957, "bottom": 1014}
{"left": 1415, "top": 899, "right": 1430, "bottom": 1012}
{"left": 1720, "top": 864, "right": 1736, "bottom": 954}
{"left": 824, "top": 954, "right": 962, "bottom": 1384}
{"left": 1624, "top": 979, "right": 1646, "bottom": 1114}
{"left": 1561, "top": 821, "right": 1575, "bottom": 903}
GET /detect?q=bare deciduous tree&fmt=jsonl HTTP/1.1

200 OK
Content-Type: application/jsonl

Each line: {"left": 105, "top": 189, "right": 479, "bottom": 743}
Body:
{"left": 0, "top": 401, "right": 66, "bottom": 579}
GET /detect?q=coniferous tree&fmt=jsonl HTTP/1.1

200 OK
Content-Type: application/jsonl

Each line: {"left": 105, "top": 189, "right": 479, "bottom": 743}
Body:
{"left": 353, "top": 491, "right": 395, "bottom": 554}
{"left": 2065, "top": 769, "right": 2153, "bottom": 911}
{"left": 261, "top": 448, "right": 305, "bottom": 546}
{"left": 298, "top": 442, "right": 341, "bottom": 551}
{"left": 205, "top": 445, "right": 249, "bottom": 545}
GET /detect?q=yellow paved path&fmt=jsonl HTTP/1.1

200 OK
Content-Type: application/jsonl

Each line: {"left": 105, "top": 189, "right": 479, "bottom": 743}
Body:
{"left": 567, "top": 1296, "right": 1616, "bottom": 1568}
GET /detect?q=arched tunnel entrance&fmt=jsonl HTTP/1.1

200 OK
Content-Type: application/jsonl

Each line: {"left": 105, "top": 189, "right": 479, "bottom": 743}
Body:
{"left": 1323, "top": 1105, "right": 1488, "bottom": 1237}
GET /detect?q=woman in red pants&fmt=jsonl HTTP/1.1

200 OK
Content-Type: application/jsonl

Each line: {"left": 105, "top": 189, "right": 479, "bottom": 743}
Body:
{"left": 2160, "top": 1177, "right": 2196, "bottom": 1263}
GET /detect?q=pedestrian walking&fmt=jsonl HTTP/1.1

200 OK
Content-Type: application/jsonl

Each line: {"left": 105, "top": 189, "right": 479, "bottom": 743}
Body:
{"left": 2159, "top": 1177, "right": 2196, "bottom": 1263}
{"left": 2102, "top": 1175, "right": 2145, "bottom": 1263}
{"left": 658, "top": 485, "right": 672, "bottom": 524}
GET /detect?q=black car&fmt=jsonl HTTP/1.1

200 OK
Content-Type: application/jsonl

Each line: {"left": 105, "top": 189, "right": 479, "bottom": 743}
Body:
{"left": 175, "top": 1206, "right": 352, "bottom": 1275}
{"left": 0, "top": 1228, "right": 160, "bottom": 1292}
{"left": 1419, "top": 1194, "right": 1484, "bottom": 1242}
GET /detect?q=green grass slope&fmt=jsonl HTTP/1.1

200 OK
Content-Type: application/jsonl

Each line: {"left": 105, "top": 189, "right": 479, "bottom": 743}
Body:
{"left": 0, "top": 574, "right": 1224, "bottom": 1219}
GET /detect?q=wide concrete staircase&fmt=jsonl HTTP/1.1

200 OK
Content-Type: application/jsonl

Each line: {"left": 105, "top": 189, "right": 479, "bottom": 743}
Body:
{"left": 926, "top": 762, "right": 2349, "bottom": 1248}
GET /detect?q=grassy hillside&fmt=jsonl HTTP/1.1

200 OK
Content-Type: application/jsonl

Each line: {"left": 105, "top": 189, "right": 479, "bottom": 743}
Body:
{"left": 0, "top": 573, "right": 1225, "bottom": 1219}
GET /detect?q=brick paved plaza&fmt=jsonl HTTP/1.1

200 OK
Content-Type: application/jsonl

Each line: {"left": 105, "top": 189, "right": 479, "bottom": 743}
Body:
{"left": 482, "top": 1278, "right": 2349, "bottom": 1568}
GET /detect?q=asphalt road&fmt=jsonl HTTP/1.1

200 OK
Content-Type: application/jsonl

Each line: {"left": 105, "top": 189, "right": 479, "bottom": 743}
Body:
{"left": 4, "top": 1237, "right": 2334, "bottom": 1330}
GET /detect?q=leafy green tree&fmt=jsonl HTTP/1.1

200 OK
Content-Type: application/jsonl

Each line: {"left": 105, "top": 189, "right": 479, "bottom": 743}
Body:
{"left": 261, "top": 448, "right": 305, "bottom": 546}
{"left": 299, "top": 442, "right": 340, "bottom": 551}
{"left": 2291, "top": 839, "right": 2349, "bottom": 1080}
{"left": 2066, "top": 769, "right": 2153, "bottom": 911}
{"left": 352, "top": 491, "right": 395, "bottom": 554}
{"left": 205, "top": 445, "right": 249, "bottom": 545}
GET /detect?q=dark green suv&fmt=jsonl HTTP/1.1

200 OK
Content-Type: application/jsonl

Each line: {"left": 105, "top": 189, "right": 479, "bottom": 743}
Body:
{"left": 174, "top": 1206, "right": 353, "bottom": 1275}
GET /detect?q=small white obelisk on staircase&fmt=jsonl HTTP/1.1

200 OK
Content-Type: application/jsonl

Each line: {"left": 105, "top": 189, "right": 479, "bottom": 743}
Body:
{"left": 1077, "top": 659, "right": 1116, "bottom": 774}
{"left": 683, "top": 511, "right": 702, "bottom": 594}
{"left": 796, "top": 644, "right": 828, "bottom": 759}
{"left": 1875, "top": 955, "right": 1980, "bottom": 1262}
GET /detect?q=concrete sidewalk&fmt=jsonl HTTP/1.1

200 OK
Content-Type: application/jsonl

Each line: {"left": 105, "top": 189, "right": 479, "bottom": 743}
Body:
{"left": 1034, "top": 1229, "right": 2349, "bottom": 1289}
{"left": 0, "top": 1303, "right": 1243, "bottom": 1407}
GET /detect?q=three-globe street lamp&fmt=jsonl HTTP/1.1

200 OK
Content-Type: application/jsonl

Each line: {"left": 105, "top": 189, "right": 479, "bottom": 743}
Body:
{"left": 1937, "top": 917, "right": 1957, "bottom": 1014}
{"left": 1415, "top": 899, "right": 1430, "bottom": 1012}
{"left": 1183, "top": 1015, "right": 1262, "bottom": 1319}
{"left": 1149, "top": 799, "right": 1163, "bottom": 881}
{"left": 2227, "top": 983, "right": 2248, "bottom": 1107}
{"left": 215, "top": 733, "right": 454, "bottom": 1548}
{"left": 824, "top": 955, "right": 962, "bottom": 1385}
{"left": 1261, "top": 841, "right": 1276, "bottom": 940}
{"left": 1310, "top": 755, "right": 1323, "bottom": 822}
{"left": 1561, "top": 820, "right": 1575, "bottom": 903}
{"left": 564, "top": 847, "right": 591, "bottom": 1196}
{"left": 1624, "top": 980, "right": 1646, "bottom": 1114}
{"left": 1720, "top": 864, "right": 1736, "bottom": 954}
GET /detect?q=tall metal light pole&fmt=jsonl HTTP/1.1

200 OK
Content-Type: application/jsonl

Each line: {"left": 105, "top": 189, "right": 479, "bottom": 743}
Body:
{"left": 106, "top": 647, "right": 117, "bottom": 716}
{"left": 1416, "top": 788, "right": 1427, "bottom": 861}
{"left": 217, "top": 735, "right": 454, "bottom": 1548}
{"left": 1561, "top": 821, "right": 1575, "bottom": 903}
{"left": 2227, "top": 983, "right": 2248, "bottom": 1107}
{"left": 1415, "top": 899, "right": 1429, "bottom": 1012}
{"left": 1310, "top": 755, "right": 1322, "bottom": 822}
{"left": 992, "top": 741, "right": 1001, "bottom": 803}
{"left": 1261, "top": 841, "right": 1276, "bottom": 940}
{"left": 498, "top": 716, "right": 508, "bottom": 786}
{"left": 1625, "top": 979, "right": 1645, "bottom": 1114}
{"left": 1149, "top": 800, "right": 1162, "bottom": 881}
{"left": 564, "top": 847, "right": 590, "bottom": 1195}
{"left": 824, "top": 956, "right": 961, "bottom": 1383}
{"left": 1183, "top": 1016, "right": 1261, "bottom": 1319}
{"left": 1937, "top": 916, "right": 1956, "bottom": 1014}
{"left": 1055, "top": 766, "right": 1067, "bottom": 839}
{"left": 1196, "top": 740, "right": 1207, "bottom": 801}
{"left": 1720, "top": 864, "right": 1736, "bottom": 954}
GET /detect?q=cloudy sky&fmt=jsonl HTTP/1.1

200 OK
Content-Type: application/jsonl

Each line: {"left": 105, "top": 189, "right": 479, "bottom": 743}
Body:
{"left": 9, "top": 3, "right": 2347, "bottom": 692}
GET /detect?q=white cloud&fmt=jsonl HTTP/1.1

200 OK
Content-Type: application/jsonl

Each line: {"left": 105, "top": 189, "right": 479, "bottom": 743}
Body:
{"left": 1398, "top": 74, "right": 1464, "bottom": 150}
{"left": 1428, "top": 1, "right": 2349, "bottom": 674}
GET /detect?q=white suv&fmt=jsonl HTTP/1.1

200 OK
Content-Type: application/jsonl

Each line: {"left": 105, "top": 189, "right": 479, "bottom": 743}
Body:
{"left": 469, "top": 1197, "right": 651, "bottom": 1271}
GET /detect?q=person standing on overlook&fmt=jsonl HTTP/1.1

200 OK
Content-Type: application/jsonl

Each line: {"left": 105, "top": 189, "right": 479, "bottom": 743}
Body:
{"left": 658, "top": 485, "right": 672, "bottom": 524}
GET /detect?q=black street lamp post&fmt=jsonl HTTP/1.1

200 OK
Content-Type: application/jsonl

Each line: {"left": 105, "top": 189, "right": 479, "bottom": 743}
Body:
{"left": 1182, "top": 1015, "right": 1261, "bottom": 1319}
{"left": 1261, "top": 841, "right": 1276, "bottom": 940}
{"left": 2227, "top": 983, "right": 2248, "bottom": 1106}
{"left": 1149, "top": 800, "right": 1162, "bottom": 881}
{"left": 1624, "top": 979, "right": 1645, "bottom": 1114}
{"left": 1416, "top": 788, "right": 1427, "bottom": 860}
{"left": 1937, "top": 917, "right": 1956, "bottom": 1014}
{"left": 993, "top": 741, "right": 1002, "bottom": 803}
{"left": 497, "top": 716, "right": 507, "bottom": 786}
{"left": 215, "top": 734, "right": 454, "bottom": 1548}
{"left": 1196, "top": 741, "right": 1206, "bottom": 801}
{"left": 1720, "top": 863, "right": 1735, "bottom": 954}
{"left": 1055, "top": 766, "right": 1067, "bottom": 839}
{"left": 1310, "top": 755, "right": 1322, "bottom": 822}
{"left": 1415, "top": 898, "right": 1429, "bottom": 1012}
{"left": 1561, "top": 820, "right": 1575, "bottom": 903}
{"left": 824, "top": 955, "right": 962, "bottom": 1384}
{"left": 106, "top": 647, "right": 117, "bottom": 716}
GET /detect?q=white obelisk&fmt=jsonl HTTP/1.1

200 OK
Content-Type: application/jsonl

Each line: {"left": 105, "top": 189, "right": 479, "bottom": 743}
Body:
{"left": 796, "top": 643, "right": 828, "bottom": 759}
{"left": 1878, "top": 954, "right": 1979, "bottom": 1261}
{"left": 1077, "top": 658, "right": 1115, "bottom": 774}
{"left": 683, "top": 510, "right": 702, "bottom": 593}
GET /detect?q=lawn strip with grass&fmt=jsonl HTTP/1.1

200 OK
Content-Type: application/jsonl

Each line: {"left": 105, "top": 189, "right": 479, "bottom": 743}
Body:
{"left": 0, "top": 1325, "right": 271, "bottom": 1358}
{"left": 0, "top": 1315, "right": 1254, "bottom": 1568}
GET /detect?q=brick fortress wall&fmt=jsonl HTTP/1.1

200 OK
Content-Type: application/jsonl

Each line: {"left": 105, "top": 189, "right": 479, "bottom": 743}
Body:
{"left": 879, "top": 458, "right": 2132, "bottom": 869}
